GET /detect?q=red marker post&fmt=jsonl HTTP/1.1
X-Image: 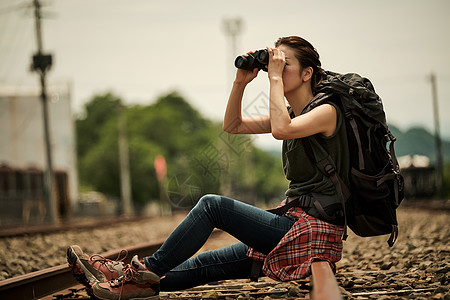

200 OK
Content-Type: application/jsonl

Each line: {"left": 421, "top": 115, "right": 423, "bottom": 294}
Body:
{"left": 154, "top": 155, "right": 171, "bottom": 215}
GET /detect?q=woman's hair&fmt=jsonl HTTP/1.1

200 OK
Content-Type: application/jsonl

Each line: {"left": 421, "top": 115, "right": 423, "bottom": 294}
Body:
{"left": 275, "top": 36, "right": 325, "bottom": 92}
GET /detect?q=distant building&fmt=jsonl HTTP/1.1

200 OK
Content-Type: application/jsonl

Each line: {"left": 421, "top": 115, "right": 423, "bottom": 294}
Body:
{"left": 398, "top": 154, "right": 436, "bottom": 199}
{"left": 0, "top": 84, "right": 78, "bottom": 225}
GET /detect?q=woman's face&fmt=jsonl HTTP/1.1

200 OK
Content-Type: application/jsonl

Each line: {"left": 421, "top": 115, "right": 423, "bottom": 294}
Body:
{"left": 276, "top": 45, "right": 304, "bottom": 95}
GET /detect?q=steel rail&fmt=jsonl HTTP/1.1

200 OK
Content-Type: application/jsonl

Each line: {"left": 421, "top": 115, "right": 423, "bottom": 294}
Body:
{"left": 0, "top": 216, "right": 153, "bottom": 238}
{"left": 0, "top": 238, "right": 166, "bottom": 299}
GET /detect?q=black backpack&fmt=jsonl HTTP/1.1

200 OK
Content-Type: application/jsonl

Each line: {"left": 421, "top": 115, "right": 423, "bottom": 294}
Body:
{"left": 301, "top": 71, "right": 405, "bottom": 247}
{"left": 250, "top": 71, "right": 405, "bottom": 281}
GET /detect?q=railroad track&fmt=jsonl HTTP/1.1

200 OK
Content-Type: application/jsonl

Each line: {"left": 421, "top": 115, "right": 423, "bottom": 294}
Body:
{"left": 0, "top": 216, "right": 153, "bottom": 238}
{"left": 0, "top": 233, "right": 441, "bottom": 300}
{"left": 0, "top": 238, "right": 166, "bottom": 299}
{"left": 1, "top": 203, "right": 447, "bottom": 299}
{"left": 1, "top": 199, "right": 448, "bottom": 239}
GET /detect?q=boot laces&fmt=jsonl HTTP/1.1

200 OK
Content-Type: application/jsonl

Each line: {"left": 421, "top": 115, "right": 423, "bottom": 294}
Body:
{"left": 90, "top": 249, "right": 128, "bottom": 268}
{"left": 109, "top": 264, "right": 136, "bottom": 287}
{"left": 107, "top": 264, "right": 136, "bottom": 300}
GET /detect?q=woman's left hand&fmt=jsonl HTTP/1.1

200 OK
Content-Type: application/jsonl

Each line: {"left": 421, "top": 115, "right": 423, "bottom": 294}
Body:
{"left": 266, "top": 46, "right": 285, "bottom": 81}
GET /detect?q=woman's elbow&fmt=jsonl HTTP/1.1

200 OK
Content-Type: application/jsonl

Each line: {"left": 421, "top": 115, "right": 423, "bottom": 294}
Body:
{"left": 223, "top": 118, "right": 243, "bottom": 134}
{"left": 222, "top": 125, "right": 232, "bottom": 134}
{"left": 271, "top": 128, "right": 287, "bottom": 140}
{"left": 223, "top": 123, "right": 237, "bottom": 134}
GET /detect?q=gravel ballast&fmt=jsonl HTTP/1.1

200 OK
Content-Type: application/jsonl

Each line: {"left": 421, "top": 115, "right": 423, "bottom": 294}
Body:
{"left": 0, "top": 204, "right": 448, "bottom": 299}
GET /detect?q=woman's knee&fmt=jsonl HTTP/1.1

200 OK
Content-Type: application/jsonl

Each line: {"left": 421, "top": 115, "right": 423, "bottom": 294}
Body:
{"left": 197, "top": 194, "right": 221, "bottom": 208}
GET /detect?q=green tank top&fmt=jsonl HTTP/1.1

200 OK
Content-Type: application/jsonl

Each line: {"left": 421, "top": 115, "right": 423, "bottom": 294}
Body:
{"left": 282, "top": 101, "right": 350, "bottom": 197}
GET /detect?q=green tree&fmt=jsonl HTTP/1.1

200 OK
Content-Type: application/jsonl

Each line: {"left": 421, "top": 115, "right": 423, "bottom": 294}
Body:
{"left": 76, "top": 91, "right": 222, "bottom": 206}
{"left": 76, "top": 93, "right": 121, "bottom": 159}
{"left": 76, "top": 90, "right": 289, "bottom": 210}
{"left": 76, "top": 93, "right": 121, "bottom": 192}
{"left": 125, "top": 92, "right": 221, "bottom": 206}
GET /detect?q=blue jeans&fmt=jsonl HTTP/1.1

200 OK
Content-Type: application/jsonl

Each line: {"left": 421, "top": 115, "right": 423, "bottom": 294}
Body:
{"left": 143, "top": 194, "right": 295, "bottom": 291}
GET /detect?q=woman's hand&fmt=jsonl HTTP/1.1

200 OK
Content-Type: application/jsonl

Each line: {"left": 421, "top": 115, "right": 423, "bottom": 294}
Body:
{"left": 234, "top": 51, "right": 259, "bottom": 85}
{"left": 266, "top": 46, "right": 285, "bottom": 81}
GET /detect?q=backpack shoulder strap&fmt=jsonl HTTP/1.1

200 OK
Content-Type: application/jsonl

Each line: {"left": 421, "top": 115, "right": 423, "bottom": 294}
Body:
{"left": 301, "top": 93, "right": 351, "bottom": 203}
{"left": 302, "top": 137, "right": 350, "bottom": 240}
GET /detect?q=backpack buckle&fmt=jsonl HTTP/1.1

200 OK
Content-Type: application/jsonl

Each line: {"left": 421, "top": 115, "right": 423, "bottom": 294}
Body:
{"left": 387, "top": 131, "right": 396, "bottom": 142}
{"left": 344, "top": 111, "right": 353, "bottom": 119}
{"left": 324, "top": 164, "right": 336, "bottom": 175}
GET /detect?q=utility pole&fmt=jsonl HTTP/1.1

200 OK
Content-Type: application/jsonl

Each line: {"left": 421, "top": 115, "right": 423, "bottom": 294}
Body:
{"left": 430, "top": 72, "right": 444, "bottom": 196}
{"left": 31, "top": 0, "right": 57, "bottom": 224}
{"left": 221, "top": 18, "right": 244, "bottom": 198}
{"left": 222, "top": 17, "right": 243, "bottom": 85}
{"left": 118, "top": 103, "right": 133, "bottom": 216}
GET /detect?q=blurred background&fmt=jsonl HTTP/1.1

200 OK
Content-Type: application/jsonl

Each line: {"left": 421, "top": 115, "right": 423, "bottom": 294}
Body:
{"left": 0, "top": 0, "right": 449, "bottom": 226}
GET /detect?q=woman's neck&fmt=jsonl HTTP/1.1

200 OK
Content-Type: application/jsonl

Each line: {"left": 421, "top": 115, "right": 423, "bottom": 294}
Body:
{"left": 286, "top": 87, "right": 314, "bottom": 117}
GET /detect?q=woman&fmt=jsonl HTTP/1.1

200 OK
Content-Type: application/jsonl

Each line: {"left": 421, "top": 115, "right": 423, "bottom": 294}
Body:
{"left": 68, "top": 36, "right": 348, "bottom": 300}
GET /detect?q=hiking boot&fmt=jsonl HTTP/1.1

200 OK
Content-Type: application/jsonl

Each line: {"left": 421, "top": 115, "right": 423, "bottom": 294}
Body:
{"left": 93, "top": 255, "right": 160, "bottom": 300}
{"left": 67, "top": 245, "right": 126, "bottom": 293}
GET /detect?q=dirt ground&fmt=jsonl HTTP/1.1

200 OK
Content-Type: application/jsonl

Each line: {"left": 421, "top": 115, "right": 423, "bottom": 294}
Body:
{"left": 0, "top": 203, "right": 449, "bottom": 299}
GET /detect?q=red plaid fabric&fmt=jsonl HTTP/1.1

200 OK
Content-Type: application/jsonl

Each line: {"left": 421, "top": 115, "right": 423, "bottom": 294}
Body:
{"left": 247, "top": 207, "right": 344, "bottom": 281}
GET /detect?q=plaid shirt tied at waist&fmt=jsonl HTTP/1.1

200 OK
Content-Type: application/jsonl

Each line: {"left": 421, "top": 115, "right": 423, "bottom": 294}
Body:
{"left": 246, "top": 206, "right": 345, "bottom": 281}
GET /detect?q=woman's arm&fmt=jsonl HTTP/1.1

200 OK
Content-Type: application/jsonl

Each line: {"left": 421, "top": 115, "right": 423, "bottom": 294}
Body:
{"left": 267, "top": 47, "right": 337, "bottom": 140}
{"left": 223, "top": 58, "right": 271, "bottom": 134}
{"left": 223, "top": 80, "right": 271, "bottom": 134}
{"left": 271, "top": 104, "right": 338, "bottom": 140}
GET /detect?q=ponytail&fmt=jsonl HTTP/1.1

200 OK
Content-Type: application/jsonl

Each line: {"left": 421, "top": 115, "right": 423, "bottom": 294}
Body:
{"left": 313, "top": 65, "right": 326, "bottom": 93}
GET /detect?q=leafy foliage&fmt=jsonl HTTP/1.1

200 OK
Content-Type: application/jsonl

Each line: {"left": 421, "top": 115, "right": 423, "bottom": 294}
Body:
{"left": 76, "top": 91, "right": 287, "bottom": 209}
{"left": 76, "top": 93, "right": 121, "bottom": 160}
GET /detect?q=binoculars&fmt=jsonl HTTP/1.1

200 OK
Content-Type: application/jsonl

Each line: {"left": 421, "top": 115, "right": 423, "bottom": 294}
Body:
{"left": 234, "top": 49, "right": 269, "bottom": 72}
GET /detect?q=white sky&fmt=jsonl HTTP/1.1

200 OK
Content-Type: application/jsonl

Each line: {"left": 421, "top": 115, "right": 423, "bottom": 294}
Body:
{"left": 1, "top": 0, "right": 449, "bottom": 150}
